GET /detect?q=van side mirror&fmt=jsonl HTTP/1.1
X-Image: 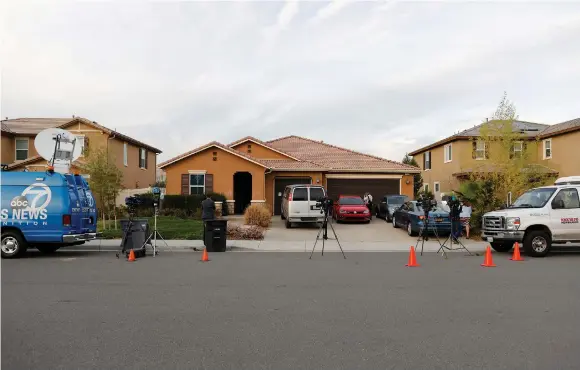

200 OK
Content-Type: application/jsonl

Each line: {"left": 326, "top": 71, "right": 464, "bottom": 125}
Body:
{"left": 552, "top": 199, "right": 565, "bottom": 209}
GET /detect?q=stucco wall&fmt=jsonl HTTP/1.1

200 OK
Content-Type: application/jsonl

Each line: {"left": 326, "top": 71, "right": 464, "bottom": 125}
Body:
{"left": 232, "top": 141, "right": 291, "bottom": 160}
{"left": 537, "top": 131, "right": 580, "bottom": 178}
{"left": 1, "top": 135, "right": 14, "bottom": 163}
{"left": 66, "top": 122, "right": 157, "bottom": 189}
{"left": 164, "top": 147, "right": 266, "bottom": 200}
{"left": 401, "top": 174, "right": 415, "bottom": 199}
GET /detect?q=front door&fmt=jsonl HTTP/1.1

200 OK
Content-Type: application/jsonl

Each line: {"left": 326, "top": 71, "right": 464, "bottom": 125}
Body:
{"left": 549, "top": 188, "right": 580, "bottom": 240}
{"left": 273, "top": 177, "right": 311, "bottom": 215}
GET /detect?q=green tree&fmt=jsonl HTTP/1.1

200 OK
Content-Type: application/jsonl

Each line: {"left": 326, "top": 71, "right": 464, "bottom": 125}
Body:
{"left": 402, "top": 153, "right": 423, "bottom": 197}
{"left": 465, "top": 92, "right": 555, "bottom": 228}
{"left": 83, "top": 147, "right": 123, "bottom": 224}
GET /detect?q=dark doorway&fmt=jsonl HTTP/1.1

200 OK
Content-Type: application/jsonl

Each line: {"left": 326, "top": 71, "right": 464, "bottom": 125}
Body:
{"left": 233, "top": 172, "right": 252, "bottom": 214}
{"left": 273, "top": 177, "right": 311, "bottom": 215}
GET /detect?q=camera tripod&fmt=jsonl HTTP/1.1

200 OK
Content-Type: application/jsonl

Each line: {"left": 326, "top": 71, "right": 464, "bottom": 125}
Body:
{"left": 141, "top": 203, "right": 170, "bottom": 257}
{"left": 436, "top": 216, "right": 477, "bottom": 257}
{"left": 415, "top": 213, "right": 445, "bottom": 257}
{"left": 309, "top": 212, "right": 346, "bottom": 259}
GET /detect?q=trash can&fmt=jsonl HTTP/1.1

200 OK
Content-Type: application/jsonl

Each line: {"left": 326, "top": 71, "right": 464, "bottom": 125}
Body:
{"left": 203, "top": 219, "right": 228, "bottom": 252}
{"left": 120, "top": 219, "right": 150, "bottom": 250}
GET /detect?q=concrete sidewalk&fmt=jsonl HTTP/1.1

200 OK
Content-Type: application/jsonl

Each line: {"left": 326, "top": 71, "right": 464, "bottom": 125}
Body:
{"left": 81, "top": 238, "right": 488, "bottom": 253}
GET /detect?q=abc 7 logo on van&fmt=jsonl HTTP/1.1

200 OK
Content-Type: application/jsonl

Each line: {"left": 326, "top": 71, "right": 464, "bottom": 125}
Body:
{"left": 10, "top": 183, "right": 52, "bottom": 211}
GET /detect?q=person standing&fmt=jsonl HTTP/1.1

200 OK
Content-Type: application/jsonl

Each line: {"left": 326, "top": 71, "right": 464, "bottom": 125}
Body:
{"left": 363, "top": 192, "right": 373, "bottom": 220}
{"left": 460, "top": 200, "right": 472, "bottom": 239}
{"left": 201, "top": 195, "right": 215, "bottom": 244}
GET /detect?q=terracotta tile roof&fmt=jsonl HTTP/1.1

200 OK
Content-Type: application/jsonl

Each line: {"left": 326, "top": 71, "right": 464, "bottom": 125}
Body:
{"left": 227, "top": 135, "right": 300, "bottom": 160}
{"left": 540, "top": 117, "right": 580, "bottom": 138}
{"left": 259, "top": 159, "right": 326, "bottom": 171}
{"left": 1, "top": 122, "right": 14, "bottom": 134}
{"left": 409, "top": 120, "right": 548, "bottom": 156}
{"left": 158, "top": 141, "right": 268, "bottom": 169}
{"left": 6, "top": 155, "right": 87, "bottom": 170}
{"left": 267, "top": 135, "right": 419, "bottom": 173}
{"left": 1, "top": 117, "right": 161, "bottom": 153}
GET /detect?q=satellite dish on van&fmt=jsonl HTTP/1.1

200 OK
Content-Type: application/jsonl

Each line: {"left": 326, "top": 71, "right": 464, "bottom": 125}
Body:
{"left": 35, "top": 128, "right": 82, "bottom": 174}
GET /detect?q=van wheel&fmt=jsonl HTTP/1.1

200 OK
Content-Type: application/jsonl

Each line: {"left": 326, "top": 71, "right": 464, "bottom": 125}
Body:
{"left": 490, "top": 242, "right": 513, "bottom": 253}
{"left": 285, "top": 220, "right": 292, "bottom": 229}
{"left": 523, "top": 230, "right": 551, "bottom": 257}
{"left": 37, "top": 245, "right": 61, "bottom": 254}
{"left": 1, "top": 231, "right": 28, "bottom": 259}
{"left": 392, "top": 216, "right": 398, "bottom": 228}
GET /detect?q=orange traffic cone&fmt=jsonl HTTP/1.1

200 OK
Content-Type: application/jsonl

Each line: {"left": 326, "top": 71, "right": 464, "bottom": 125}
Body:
{"left": 128, "top": 249, "right": 136, "bottom": 262}
{"left": 510, "top": 242, "right": 524, "bottom": 261}
{"left": 201, "top": 247, "right": 210, "bottom": 262}
{"left": 405, "top": 246, "right": 420, "bottom": 267}
{"left": 481, "top": 246, "right": 496, "bottom": 267}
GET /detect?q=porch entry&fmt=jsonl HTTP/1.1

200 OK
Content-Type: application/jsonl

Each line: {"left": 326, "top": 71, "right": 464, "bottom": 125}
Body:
{"left": 233, "top": 172, "right": 252, "bottom": 214}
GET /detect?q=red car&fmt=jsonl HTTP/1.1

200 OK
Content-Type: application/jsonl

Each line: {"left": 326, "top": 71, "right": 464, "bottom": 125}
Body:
{"left": 332, "top": 195, "right": 371, "bottom": 223}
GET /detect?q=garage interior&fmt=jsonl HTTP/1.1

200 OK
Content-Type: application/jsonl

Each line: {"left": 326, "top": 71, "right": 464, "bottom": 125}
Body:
{"left": 325, "top": 177, "right": 401, "bottom": 205}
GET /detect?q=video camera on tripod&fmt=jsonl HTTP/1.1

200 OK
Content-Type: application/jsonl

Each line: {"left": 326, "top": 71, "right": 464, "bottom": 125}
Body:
{"left": 117, "top": 187, "right": 166, "bottom": 259}
{"left": 316, "top": 196, "right": 334, "bottom": 216}
{"left": 418, "top": 193, "right": 438, "bottom": 215}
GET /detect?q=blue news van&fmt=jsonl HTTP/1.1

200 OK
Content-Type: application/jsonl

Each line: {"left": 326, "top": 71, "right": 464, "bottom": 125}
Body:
{"left": 1, "top": 171, "right": 98, "bottom": 258}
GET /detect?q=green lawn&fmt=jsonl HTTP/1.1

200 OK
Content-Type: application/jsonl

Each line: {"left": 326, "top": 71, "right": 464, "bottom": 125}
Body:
{"left": 98, "top": 217, "right": 204, "bottom": 239}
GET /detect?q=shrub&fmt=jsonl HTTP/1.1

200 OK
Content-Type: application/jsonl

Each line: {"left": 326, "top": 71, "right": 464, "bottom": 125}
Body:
{"left": 243, "top": 204, "right": 271, "bottom": 227}
{"left": 162, "top": 195, "right": 204, "bottom": 213}
{"left": 161, "top": 192, "right": 229, "bottom": 216}
{"left": 227, "top": 224, "right": 264, "bottom": 240}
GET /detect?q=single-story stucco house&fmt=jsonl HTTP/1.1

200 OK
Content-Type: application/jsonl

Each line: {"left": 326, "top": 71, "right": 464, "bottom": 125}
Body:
{"left": 158, "top": 135, "right": 420, "bottom": 215}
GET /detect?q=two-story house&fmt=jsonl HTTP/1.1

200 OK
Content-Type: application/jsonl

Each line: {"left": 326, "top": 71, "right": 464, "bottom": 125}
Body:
{"left": 408, "top": 120, "right": 564, "bottom": 200}
{"left": 536, "top": 118, "right": 580, "bottom": 179}
{"left": 1, "top": 117, "right": 161, "bottom": 189}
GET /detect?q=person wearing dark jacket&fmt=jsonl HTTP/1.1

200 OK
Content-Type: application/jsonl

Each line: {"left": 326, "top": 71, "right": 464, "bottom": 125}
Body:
{"left": 201, "top": 195, "right": 215, "bottom": 221}
{"left": 201, "top": 195, "right": 215, "bottom": 243}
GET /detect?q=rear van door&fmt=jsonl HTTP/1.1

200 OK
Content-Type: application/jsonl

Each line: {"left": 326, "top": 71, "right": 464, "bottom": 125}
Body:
{"left": 290, "top": 187, "right": 309, "bottom": 216}
{"left": 308, "top": 187, "right": 325, "bottom": 216}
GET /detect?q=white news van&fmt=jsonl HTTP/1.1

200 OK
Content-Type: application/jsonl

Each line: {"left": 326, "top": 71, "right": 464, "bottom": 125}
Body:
{"left": 481, "top": 176, "right": 580, "bottom": 257}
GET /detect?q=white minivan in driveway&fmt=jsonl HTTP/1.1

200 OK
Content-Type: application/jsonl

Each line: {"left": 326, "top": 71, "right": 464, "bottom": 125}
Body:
{"left": 281, "top": 184, "right": 326, "bottom": 228}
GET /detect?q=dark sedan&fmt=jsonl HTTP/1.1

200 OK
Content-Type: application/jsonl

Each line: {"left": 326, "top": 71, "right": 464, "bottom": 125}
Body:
{"left": 375, "top": 194, "right": 409, "bottom": 221}
{"left": 392, "top": 201, "right": 451, "bottom": 237}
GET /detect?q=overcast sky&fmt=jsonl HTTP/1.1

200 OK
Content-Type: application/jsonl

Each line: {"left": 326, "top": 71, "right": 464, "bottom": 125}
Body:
{"left": 2, "top": 1, "right": 579, "bottom": 162}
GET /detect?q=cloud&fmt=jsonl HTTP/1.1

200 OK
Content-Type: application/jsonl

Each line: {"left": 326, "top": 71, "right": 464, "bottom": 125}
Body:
{"left": 309, "top": 0, "right": 352, "bottom": 24}
{"left": 277, "top": 0, "right": 299, "bottom": 30}
{"left": 1, "top": 1, "right": 579, "bottom": 164}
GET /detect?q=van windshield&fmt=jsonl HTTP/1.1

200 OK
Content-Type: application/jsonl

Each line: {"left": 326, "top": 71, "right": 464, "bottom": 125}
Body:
{"left": 511, "top": 188, "right": 556, "bottom": 208}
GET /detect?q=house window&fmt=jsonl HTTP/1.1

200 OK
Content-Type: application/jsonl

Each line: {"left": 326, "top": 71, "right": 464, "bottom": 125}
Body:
{"left": 512, "top": 141, "right": 523, "bottom": 157}
{"left": 424, "top": 151, "right": 431, "bottom": 170}
{"left": 15, "top": 138, "right": 29, "bottom": 160}
{"left": 424, "top": 183, "right": 429, "bottom": 192}
{"left": 139, "top": 148, "right": 147, "bottom": 168}
{"left": 247, "top": 144, "right": 252, "bottom": 154}
{"left": 190, "top": 173, "right": 205, "bottom": 195}
{"left": 543, "top": 139, "right": 552, "bottom": 159}
{"left": 475, "top": 141, "right": 486, "bottom": 160}
{"left": 444, "top": 144, "right": 452, "bottom": 163}
{"left": 123, "top": 143, "right": 128, "bottom": 166}
{"left": 434, "top": 182, "right": 440, "bottom": 192}
{"left": 75, "top": 135, "right": 85, "bottom": 156}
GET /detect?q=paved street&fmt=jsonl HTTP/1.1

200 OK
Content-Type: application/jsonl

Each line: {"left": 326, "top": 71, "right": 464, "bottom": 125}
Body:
{"left": 3, "top": 252, "right": 580, "bottom": 369}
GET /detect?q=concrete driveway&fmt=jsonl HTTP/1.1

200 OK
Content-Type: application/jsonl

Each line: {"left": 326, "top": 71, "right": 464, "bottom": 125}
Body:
{"left": 265, "top": 216, "right": 414, "bottom": 243}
